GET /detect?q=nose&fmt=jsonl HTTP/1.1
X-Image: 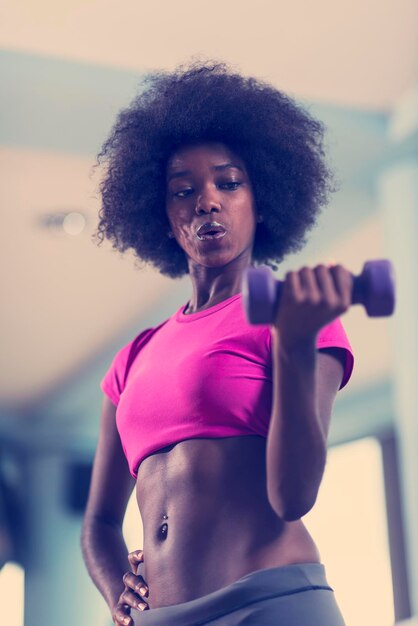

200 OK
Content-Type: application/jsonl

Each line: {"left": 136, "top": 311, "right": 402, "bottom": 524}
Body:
{"left": 195, "top": 190, "right": 222, "bottom": 216}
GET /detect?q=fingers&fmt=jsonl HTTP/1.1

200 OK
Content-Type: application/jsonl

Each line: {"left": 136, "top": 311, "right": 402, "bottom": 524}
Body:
{"left": 113, "top": 602, "right": 133, "bottom": 626}
{"left": 120, "top": 587, "right": 148, "bottom": 611}
{"left": 299, "top": 267, "right": 322, "bottom": 303}
{"left": 283, "top": 270, "right": 303, "bottom": 302}
{"left": 285, "top": 264, "right": 351, "bottom": 312}
{"left": 328, "top": 264, "right": 353, "bottom": 309}
{"left": 122, "top": 571, "right": 149, "bottom": 611}
{"left": 283, "top": 267, "right": 322, "bottom": 305}
{"left": 128, "top": 549, "right": 144, "bottom": 575}
{"left": 113, "top": 553, "right": 149, "bottom": 624}
{"left": 123, "top": 571, "right": 148, "bottom": 594}
{"left": 312, "top": 265, "right": 340, "bottom": 307}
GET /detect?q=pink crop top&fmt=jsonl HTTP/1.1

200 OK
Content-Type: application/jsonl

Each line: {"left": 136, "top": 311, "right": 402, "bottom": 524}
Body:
{"left": 101, "top": 293, "right": 354, "bottom": 479}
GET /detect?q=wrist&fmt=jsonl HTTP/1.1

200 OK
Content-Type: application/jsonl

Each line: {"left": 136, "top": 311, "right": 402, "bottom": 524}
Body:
{"left": 109, "top": 586, "right": 125, "bottom": 615}
{"left": 272, "top": 327, "right": 318, "bottom": 357}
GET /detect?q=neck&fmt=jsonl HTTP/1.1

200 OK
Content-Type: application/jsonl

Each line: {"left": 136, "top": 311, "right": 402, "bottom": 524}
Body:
{"left": 185, "top": 258, "right": 253, "bottom": 314}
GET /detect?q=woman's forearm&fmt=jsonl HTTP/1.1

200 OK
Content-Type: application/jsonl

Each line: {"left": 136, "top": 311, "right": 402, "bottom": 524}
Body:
{"left": 80, "top": 516, "right": 131, "bottom": 613}
{"left": 266, "top": 329, "right": 326, "bottom": 521}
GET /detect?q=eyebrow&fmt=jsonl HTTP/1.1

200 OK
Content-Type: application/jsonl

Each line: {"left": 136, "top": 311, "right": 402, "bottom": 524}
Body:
{"left": 167, "top": 163, "right": 244, "bottom": 182}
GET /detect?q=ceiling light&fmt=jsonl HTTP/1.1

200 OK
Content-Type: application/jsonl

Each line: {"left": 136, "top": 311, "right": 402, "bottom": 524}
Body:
{"left": 37, "top": 210, "right": 88, "bottom": 236}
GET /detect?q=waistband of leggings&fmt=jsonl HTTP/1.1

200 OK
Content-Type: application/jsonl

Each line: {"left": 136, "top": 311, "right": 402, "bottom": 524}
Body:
{"left": 135, "top": 562, "right": 333, "bottom": 625}
{"left": 230, "top": 561, "right": 332, "bottom": 594}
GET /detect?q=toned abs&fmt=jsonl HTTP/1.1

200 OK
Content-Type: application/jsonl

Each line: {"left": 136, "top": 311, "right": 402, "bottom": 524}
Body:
{"left": 134, "top": 435, "right": 321, "bottom": 609}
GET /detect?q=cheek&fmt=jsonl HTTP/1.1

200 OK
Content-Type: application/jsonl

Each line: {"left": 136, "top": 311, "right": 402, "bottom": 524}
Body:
{"left": 179, "top": 224, "right": 192, "bottom": 240}
{"left": 171, "top": 217, "right": 195, "bottom": 242}
{"left": 167, "top": 202, "right": 189, "bottom": 223}
{"left": 237, "top": 202, "right": 257, "bottom": 234}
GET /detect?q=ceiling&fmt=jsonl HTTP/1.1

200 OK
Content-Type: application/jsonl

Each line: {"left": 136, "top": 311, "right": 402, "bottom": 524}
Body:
{"left": 1, "top": 0, "right": 417, "bottom": 110}
{"left": 0, "top": 0, "right": 416, "bottom": 412}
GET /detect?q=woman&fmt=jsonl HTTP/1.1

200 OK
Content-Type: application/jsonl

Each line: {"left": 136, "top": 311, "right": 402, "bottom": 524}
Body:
{"left": 81, "top": 59, "right": 355, "bottom": 625}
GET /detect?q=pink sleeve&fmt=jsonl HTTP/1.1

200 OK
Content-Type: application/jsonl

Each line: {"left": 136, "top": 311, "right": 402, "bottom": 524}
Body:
{"left": 100, "top": 341, "right": 133, "bottom": 406}
{"left": 316, "top": 317, "right": 355, "bottom": 390}
{"left": 100, "top": 326, "right": 158, "bottom": 405}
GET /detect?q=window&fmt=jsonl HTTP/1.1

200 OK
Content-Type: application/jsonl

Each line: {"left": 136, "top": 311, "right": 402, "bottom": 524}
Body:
{"left": 0, "top": 563, "right": 24, "bottom": 626}
{"left": 304, "top": 437, "right": 394, "bottom": 626}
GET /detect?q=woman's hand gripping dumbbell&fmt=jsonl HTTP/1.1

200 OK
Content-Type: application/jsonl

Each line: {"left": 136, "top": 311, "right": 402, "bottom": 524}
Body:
{"left": 242, "top": 260, "right": 396, "bottom": 339}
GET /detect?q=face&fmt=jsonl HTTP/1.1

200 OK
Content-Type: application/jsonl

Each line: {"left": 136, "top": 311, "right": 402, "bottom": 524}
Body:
{"left": 165, "top": 142, "right": 257, "bottom": 270}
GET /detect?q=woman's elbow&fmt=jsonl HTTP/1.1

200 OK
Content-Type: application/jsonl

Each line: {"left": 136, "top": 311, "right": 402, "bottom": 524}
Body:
{"left": 268, "top": 491, "right": 317, "bottom": 522}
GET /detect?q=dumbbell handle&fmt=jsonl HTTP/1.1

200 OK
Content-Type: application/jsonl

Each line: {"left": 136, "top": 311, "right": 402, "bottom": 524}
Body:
{"left": 243, "top": 259, "right": 396, "bottom": 325}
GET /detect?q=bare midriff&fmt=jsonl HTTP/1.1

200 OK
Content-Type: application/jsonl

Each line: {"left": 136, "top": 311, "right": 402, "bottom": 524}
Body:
{"left": 135, "top": 435, "right": 321, "bottom": 610}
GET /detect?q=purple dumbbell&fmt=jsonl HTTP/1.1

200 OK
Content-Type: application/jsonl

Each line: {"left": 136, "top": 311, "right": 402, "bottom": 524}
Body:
{"left": 242, "top": 259, "right": 396, "bottom": 325}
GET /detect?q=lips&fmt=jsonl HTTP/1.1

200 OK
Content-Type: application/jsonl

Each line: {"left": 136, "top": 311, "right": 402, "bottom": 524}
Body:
{"left": 196, "top": 221, "right": 227, "bottom": 239}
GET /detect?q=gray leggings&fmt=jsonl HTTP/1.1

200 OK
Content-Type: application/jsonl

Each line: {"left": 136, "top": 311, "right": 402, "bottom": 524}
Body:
{"left": 131, "top": 562, "right": 346, "bottom": 625}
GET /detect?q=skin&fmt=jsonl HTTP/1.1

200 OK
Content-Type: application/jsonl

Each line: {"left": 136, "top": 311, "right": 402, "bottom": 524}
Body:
{"left": 87, "top": 142, "right": 350, "bottom": 625}
{"left": 165, "top": 142, "right": 259, "bottom": 312}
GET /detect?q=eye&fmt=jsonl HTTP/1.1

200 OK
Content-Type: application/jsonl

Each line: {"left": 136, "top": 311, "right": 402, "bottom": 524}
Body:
{"left": 172, "top": 181, "right": 242, "bottom": 198}
{"left": 219, "top": 181, "right": 242, "bottom": 190}
{"left": 174, "top": 188, "right": 193, "bottom": 198}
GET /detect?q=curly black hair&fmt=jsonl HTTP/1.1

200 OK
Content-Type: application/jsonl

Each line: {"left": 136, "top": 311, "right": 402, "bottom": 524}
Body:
{"left": 92, "top": 57, "right": 339, "bottom": 278}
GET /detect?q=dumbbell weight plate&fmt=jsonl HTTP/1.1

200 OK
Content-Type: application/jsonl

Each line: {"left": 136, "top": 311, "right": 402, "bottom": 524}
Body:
{"left": 354, "top": 260, "right": 396, "bottom": 317}
{"left": 241, "top": 266, "right": 277, "bottom": 324}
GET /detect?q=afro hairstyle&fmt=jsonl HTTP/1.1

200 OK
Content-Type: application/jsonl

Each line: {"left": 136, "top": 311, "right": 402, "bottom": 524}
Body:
{"left": 92, "top": 58, "right": 338, "bottom": 278}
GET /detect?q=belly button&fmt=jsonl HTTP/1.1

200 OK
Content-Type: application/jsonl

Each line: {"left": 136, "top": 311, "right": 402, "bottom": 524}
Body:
{"left": 158, "top": 522, "right": 168, "bottom": 540}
